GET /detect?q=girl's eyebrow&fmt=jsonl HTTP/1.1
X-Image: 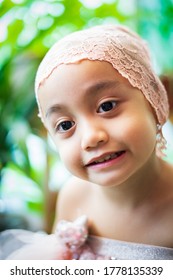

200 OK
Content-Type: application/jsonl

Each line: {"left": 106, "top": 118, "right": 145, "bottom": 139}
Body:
{"left": 46, "top": 105, "right": 64, "bottom": 119}
{"left": 85, "top": 80, "right": 121, "bottom": 95}
{"left": 45, "top": 80, "right": 120, "bottom": 119}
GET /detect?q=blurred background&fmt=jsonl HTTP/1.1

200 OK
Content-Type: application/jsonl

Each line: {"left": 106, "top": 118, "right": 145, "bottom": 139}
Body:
{"left": 0, "top": 0, "right": 173, "bottom": 234}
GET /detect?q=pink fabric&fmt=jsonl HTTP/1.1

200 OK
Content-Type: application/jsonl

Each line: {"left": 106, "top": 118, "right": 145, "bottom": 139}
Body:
{"left": 35, "top": 24, "right": 169, "bottom": 125}
{"left": 2, "top": 216, "right": 173, "bottom": 259}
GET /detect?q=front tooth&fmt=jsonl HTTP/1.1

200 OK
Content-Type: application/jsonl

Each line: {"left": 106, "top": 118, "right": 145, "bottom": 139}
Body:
{"left": 105, "top": 155, "right": 111, "bottom": 160}
{"left": 96, "top": 158, "right": 105, "bottom": 163}
{"left": 96, "top": 155, "right": 111, "bottom": 163}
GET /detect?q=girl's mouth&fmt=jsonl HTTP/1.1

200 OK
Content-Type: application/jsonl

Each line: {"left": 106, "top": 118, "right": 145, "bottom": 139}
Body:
{"left": 85, "top": 151, "right": 126, "bottom": 167}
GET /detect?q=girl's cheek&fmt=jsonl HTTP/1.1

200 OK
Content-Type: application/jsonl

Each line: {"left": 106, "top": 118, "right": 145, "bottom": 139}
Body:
{"left": 58, "top": 144, "right": 74, "bottom": 164}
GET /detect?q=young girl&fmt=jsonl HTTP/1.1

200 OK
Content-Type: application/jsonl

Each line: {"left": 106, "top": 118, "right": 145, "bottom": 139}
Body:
{"left": 33, "top": 24, "right": 173, "bottom": 260}
{"left": 2, "top": 24, "right": 173, "bottom": 260}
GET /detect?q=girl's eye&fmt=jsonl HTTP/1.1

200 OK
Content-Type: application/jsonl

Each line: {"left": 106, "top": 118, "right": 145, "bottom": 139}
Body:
{"left": 56, "top": 120, "right": 75, "bottom": 132}
{"left": 98, "top": 101, "right": 117, "bottom": 113}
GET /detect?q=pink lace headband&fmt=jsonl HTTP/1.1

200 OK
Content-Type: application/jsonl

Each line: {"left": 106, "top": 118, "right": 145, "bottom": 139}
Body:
{"left": 35, "top": 24, "right": 169, "bottom": 125}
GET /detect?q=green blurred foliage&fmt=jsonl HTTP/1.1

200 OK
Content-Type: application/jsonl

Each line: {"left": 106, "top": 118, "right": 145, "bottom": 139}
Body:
{"left": 137, "top": 0, "right": 173, "bottom": 74}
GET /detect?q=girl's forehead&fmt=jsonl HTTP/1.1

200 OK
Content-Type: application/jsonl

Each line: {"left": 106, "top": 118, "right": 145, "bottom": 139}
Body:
{"left": 40, "top": 60, "right": 132, "bottom": 91}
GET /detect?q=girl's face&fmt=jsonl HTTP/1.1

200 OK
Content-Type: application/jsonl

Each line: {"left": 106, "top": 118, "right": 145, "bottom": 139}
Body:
{"left": 38, "top": 60, "right": 157, "bottom": 187}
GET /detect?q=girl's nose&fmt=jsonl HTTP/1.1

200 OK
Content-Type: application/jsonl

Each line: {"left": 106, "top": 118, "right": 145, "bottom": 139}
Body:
{"left": 81, "top": 122, "right": 108, "bottom": 151}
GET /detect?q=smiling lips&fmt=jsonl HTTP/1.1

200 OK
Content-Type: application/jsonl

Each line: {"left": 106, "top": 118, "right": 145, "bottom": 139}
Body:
{"left": 85, "top": 151, "right": 125, "bottom": 167}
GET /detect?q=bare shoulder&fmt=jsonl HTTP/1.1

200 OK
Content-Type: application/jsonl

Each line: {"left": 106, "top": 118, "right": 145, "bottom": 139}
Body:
{"left": 55, "top": 176, "right": 92, "bottom": 222}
